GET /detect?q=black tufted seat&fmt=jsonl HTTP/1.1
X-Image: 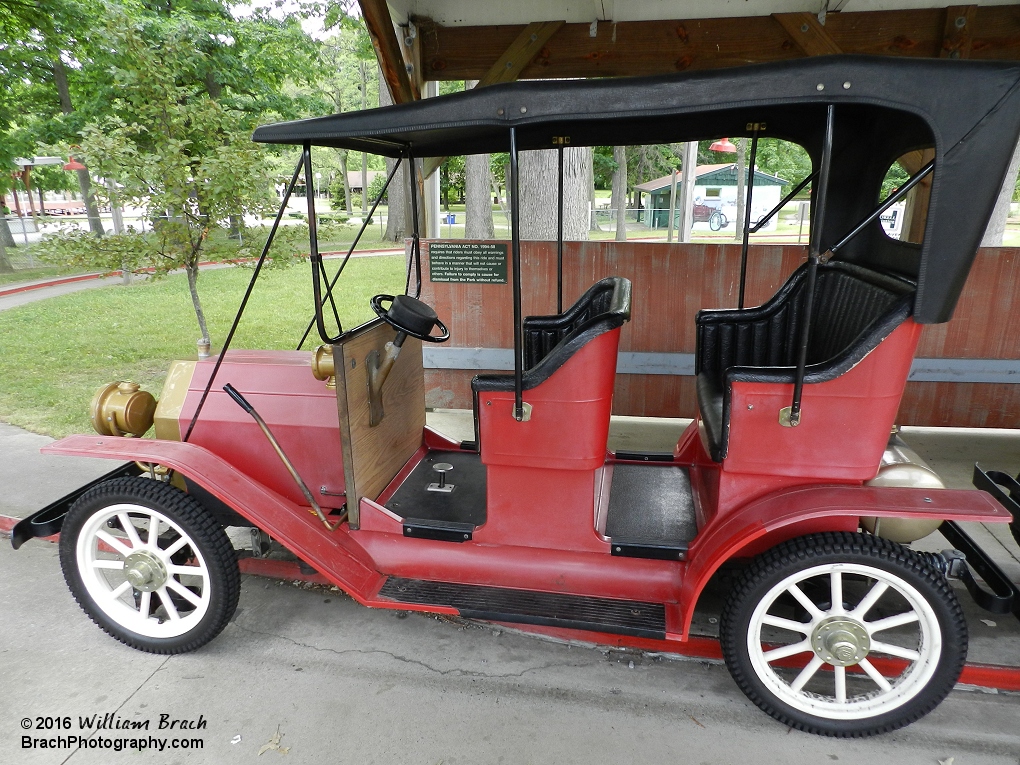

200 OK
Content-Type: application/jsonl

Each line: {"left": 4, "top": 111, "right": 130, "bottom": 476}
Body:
{"left": 695, "top": 262, "right": 916, "bottom": 462}
{"left": 473, "top": 277, "right": 632, "bottom": 394}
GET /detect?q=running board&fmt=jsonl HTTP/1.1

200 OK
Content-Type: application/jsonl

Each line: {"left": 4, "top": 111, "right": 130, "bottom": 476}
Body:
{"left": 379, "top": 577, "right": 667, "bottom": 639}
{"left": 11, "top": 462, "right": 142, "bottom": 550}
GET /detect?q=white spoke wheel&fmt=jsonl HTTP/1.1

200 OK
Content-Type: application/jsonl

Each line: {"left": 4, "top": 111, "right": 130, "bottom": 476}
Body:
{"left": 719, "top": 533, "right": 967, "bottom": 736}
{"left": 59, "top": 477, "right": 239, "bottom": 654}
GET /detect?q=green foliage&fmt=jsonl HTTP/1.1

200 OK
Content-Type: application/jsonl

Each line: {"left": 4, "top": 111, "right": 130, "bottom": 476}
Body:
{"left": 881, "top": 163, "right": 911, "bottom": 201}
{"left": 0, "top": 255, "right": 406, "bottom": 437}
{"left": 367, "top": 172, "right": 389, "bottom": 203}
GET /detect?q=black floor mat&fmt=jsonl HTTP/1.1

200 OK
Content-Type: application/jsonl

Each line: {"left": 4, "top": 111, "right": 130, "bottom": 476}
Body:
{"left": 380, "top": 577, "right": 666, "bottom": 639}
{"left": 605, "top": 464, "right": 697, "bottom": 546}
{"left": 384, "top": 451, "right": 486, "bottom": 527}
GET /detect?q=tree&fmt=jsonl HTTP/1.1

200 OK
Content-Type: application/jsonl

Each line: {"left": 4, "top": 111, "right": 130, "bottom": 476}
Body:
{"left": 611, "top": 146, "right": 628, "bottom": 242}
{"left": 71, "top": 14, "right": 280, "bottom": 347}
{"left": 518, "top": 147, "right": 591, "bottom": 241}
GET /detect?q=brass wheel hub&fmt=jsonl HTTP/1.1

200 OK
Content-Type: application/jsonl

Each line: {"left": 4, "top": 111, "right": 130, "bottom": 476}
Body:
{"left": 124, "top": 551, "right": 168, "bottom": 592}
{"left": 811, "top": 616, "right": 871, "bottom": 666}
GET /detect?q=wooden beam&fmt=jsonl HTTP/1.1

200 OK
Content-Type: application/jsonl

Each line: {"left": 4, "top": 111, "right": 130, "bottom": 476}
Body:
{"left": 422, "top": 20, "right": 565, "bottom": 178}
{"left": 419, "top": 6, "right": 1020, "bottom": 81}
{"left": 475, "top": 20, "right": 566, "bottom": 87}
{"left": 772, "top": 12, "right": 843, "bottom": 57}
{"left": 359, "top": 0, "right": 416, "bottom": 104}
{"left": 941, "top": 5, "right": 977, "bottom": 59}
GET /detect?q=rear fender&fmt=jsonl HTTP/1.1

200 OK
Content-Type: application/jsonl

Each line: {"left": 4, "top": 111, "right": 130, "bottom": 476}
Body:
{"left": 679, "top": 483, "right": 1011, "bottom": 638}
{"left": 42, "top": 435, "right": 384, "bottom": 602}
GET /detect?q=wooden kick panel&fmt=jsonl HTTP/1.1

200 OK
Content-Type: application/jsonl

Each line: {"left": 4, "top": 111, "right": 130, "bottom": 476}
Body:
{"left": 334, "top": 319, "right": 425, "bottom": 528}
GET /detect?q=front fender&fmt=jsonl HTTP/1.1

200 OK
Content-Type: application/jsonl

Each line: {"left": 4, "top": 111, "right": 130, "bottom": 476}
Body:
{"left": 679, "top": 483, "right": 1011, "bottom": 638}
{"left": 42, "top": 435, "right": 384, "bottom": 602}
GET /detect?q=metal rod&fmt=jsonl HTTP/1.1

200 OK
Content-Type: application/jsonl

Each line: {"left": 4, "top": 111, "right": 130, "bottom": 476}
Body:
{"left": 407, "top": 154, "right": 423, "bottom": 298}
{"left": 223, "top": 384, "right": 343, "bottom": 531}
{"left": 738, "top": 129, "right": 759, "bottom": 310}
{"left": 297, "top": 158, "right": 402, "bottom": 350}
{"left": 557, "top": 145, "right": 564, "bottom": 314}
{"left": 789, "top": 105, "right": 836, "bottom": 426}
{"left": 824, "top": 160, "right": 934, "bottom": 259}
{"left": 182, "top": 155, "right": 303, "bottom": 443}
{"left": 509, "top": 128, "right": 524, "bottom": 421}
{"left": 750, "top": 172, "right": 817, "bottom": 235}
{"left": 302, "top": 143, "right": 343, "bottom": 345}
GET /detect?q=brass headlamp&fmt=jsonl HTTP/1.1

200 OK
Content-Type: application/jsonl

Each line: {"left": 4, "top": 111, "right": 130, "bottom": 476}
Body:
{"left": 90, "top": 381, "right": 156, "bottom": 437}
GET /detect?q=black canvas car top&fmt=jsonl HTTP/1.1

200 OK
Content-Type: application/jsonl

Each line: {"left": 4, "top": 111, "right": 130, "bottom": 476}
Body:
{"left": 254, "top": 55, "right": 1020, "bottom": 323}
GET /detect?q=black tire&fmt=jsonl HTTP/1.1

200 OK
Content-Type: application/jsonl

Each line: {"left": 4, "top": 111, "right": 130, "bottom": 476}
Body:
{"left": 59, "top": 476, "right": 240, "bottom": 654}
{"left": 1011, "top": 514, "right": 1020, "bottom": 548}
{"left": 719, "top": 532, "right": 967, "bottom": 737}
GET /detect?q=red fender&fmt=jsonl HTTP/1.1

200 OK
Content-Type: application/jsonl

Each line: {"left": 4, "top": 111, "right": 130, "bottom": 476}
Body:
{"left": 679, "top": 483, "right": 1011, "bottom": 637}
{"left": 43, "top": 435, "right": 387, "bottom": 604}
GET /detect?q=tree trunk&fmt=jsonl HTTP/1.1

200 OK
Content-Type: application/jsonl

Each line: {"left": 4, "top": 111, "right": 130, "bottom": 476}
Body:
{"left": 465, "top": 153, "right": 495, "bottom": 239}
{"left": 0, "top": 212, "right": 15, "bottom": 250}
{"left": 734, "top": 138, "right": 747, "bottom": 240}
{"left": 612, "top": 145, "right": 628, "bottom": 242}
{"left": 379, "top": 67, "right": 405, "bottom": 242}
{"left": 53, "top": 59, "right": 104, "bottom": 238}
{"left": 982, "top": 136, "right": 1020, "bottom": 246}
{"left": 0, "top": 233, "right": 12, "bottom": 272}
{"left": 185, "top": 259, "right": 211, "bottom": 345}
{"left": 519, "top": 147, "right": 591, "bottom": 241}
{"left": 338, "top": 150, "right": 353, "bottom": 215}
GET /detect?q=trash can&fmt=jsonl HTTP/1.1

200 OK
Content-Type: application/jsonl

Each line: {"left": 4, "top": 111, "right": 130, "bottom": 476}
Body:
{"left": 445, "top": 214, "right": 456, "bottom": 224}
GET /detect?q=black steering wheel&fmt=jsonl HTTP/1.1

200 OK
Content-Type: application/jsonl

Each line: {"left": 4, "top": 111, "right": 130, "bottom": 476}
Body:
{"left": 370, "top": 294, "right": 450, "bottom": 343}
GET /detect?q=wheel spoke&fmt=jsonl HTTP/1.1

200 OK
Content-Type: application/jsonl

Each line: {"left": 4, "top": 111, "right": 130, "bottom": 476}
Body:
{"left": 163, "top": 535, "right": 189, "bottom": 558}
{"left": 763, "top": 640, "right": 812, "bottom": 662}
{"left": 830, "top": 571, "right": 844, "bottom": 614}
{"left": 117, "top": 513, "right": 143, "bottom": 548}
{"left": 761, "top": 614, "right": 811, "bottom": 635}
{"left": 168, "top": 564, "right": 206, "bottom": 580}
{"left": 858, "top": 658, "right": 893, "bottom": 692}
{"left": 95, "top": 529, "right": 133, "bottom": 557}
{"left": 91, "top": 559, "right": 125, "bottom": 571}
{"left": 790, "top": 655, "right": 825, "bottom": 692}
{"left": 834, "top": 665, "right": 847, "bottom": 704}
{"left": 156, "top": 588, "right": 181, "bottom": 621}
{"left": 138, "top": 590, "right": 152, "bottom": 618}
{"left": 851, "top": 582, "right": 889, "bottom": 620}
{"left": 165, "top": 578, "right": 203, "bottom": 607}
{"left": 867, "top": 611, "right": 920, "bottom": 634}
{"left": 146, "top": 513, "right": 160, "bottom": 546}
{"left": 788, "top": 584, "right": 824, "bottom": 620}
{"left": 870, "top": 640, "right": 921, "bottom": 662}
{"left": 104, "top": 580, "right": 132, "bottom": 602}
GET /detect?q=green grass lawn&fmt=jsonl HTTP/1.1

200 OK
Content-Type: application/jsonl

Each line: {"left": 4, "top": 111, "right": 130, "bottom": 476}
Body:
{"left": 0, "top": 254, "right": 405, "bottom": 438}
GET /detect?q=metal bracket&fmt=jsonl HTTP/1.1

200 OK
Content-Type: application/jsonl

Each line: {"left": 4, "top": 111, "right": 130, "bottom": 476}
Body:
{"left": 939, "top": 520, "right": 1019, "bottom": 620}
{"left": 779, "top": 406, "right": 801, "bottom": 427}
{"left": 513, "top": 402, "right": 533, "bottom": 422}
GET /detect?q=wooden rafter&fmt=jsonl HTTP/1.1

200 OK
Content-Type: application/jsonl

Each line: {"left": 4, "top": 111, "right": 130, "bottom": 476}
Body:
{"left": 359, "top": 0, "right": 416, "bottom": 104}
{"left": 418, "top": 5, "right": 1020, "bottom": 81}
{"left": 772, "top": 12, "right": 842, "bottom": 57}
{"left": 422, "top": 20, "right": 565, "bottom": 178}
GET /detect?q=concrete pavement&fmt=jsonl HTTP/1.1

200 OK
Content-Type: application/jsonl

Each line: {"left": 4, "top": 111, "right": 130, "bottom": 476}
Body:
{"left": 2, "top": 414, "right": 1020, "bottom": 763}
{"left": 3, "top": 538, "right": 1020, "bottom": 765}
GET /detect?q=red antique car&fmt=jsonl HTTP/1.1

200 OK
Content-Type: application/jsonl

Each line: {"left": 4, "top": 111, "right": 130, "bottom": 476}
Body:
{"left": 14, "top": 55, "right": 1020, "bottom": 737}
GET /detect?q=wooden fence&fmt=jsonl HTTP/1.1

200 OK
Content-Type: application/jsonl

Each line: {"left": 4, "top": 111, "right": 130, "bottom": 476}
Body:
{"left": 418, "top": 241, "right": 1020, "bottom": 428}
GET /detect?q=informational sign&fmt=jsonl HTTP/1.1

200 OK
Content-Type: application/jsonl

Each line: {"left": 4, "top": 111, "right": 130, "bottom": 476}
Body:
{"left": 428, "top": 242, "right": 508, "bottom": 284}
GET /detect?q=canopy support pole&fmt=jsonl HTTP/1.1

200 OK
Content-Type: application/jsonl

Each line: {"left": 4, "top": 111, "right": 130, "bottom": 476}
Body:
{"left": 407, "top": 153, "right": 423, "bottom": 298}
{"left": 557, "top": 144, "right": 564, "bottom": 314}
{"left": 749, "top": 171, "right": 817, "bottom": 235}
{"left": 821, "top": 159, "right": 935, "bottom": 261}
{"left": 786, "top": 105, "right": 835, "bottom": 428}
{"left": 509, "top": 128, "right": 525, "bottom": 421}
{"left": 182, "top": 155, "right": 303, "bottom": 443}
{"left": 738, "top": 126, "right": 760, "bottom": 310}
{"left": 297, "top": 157, "right": 403, "bottom": 350}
